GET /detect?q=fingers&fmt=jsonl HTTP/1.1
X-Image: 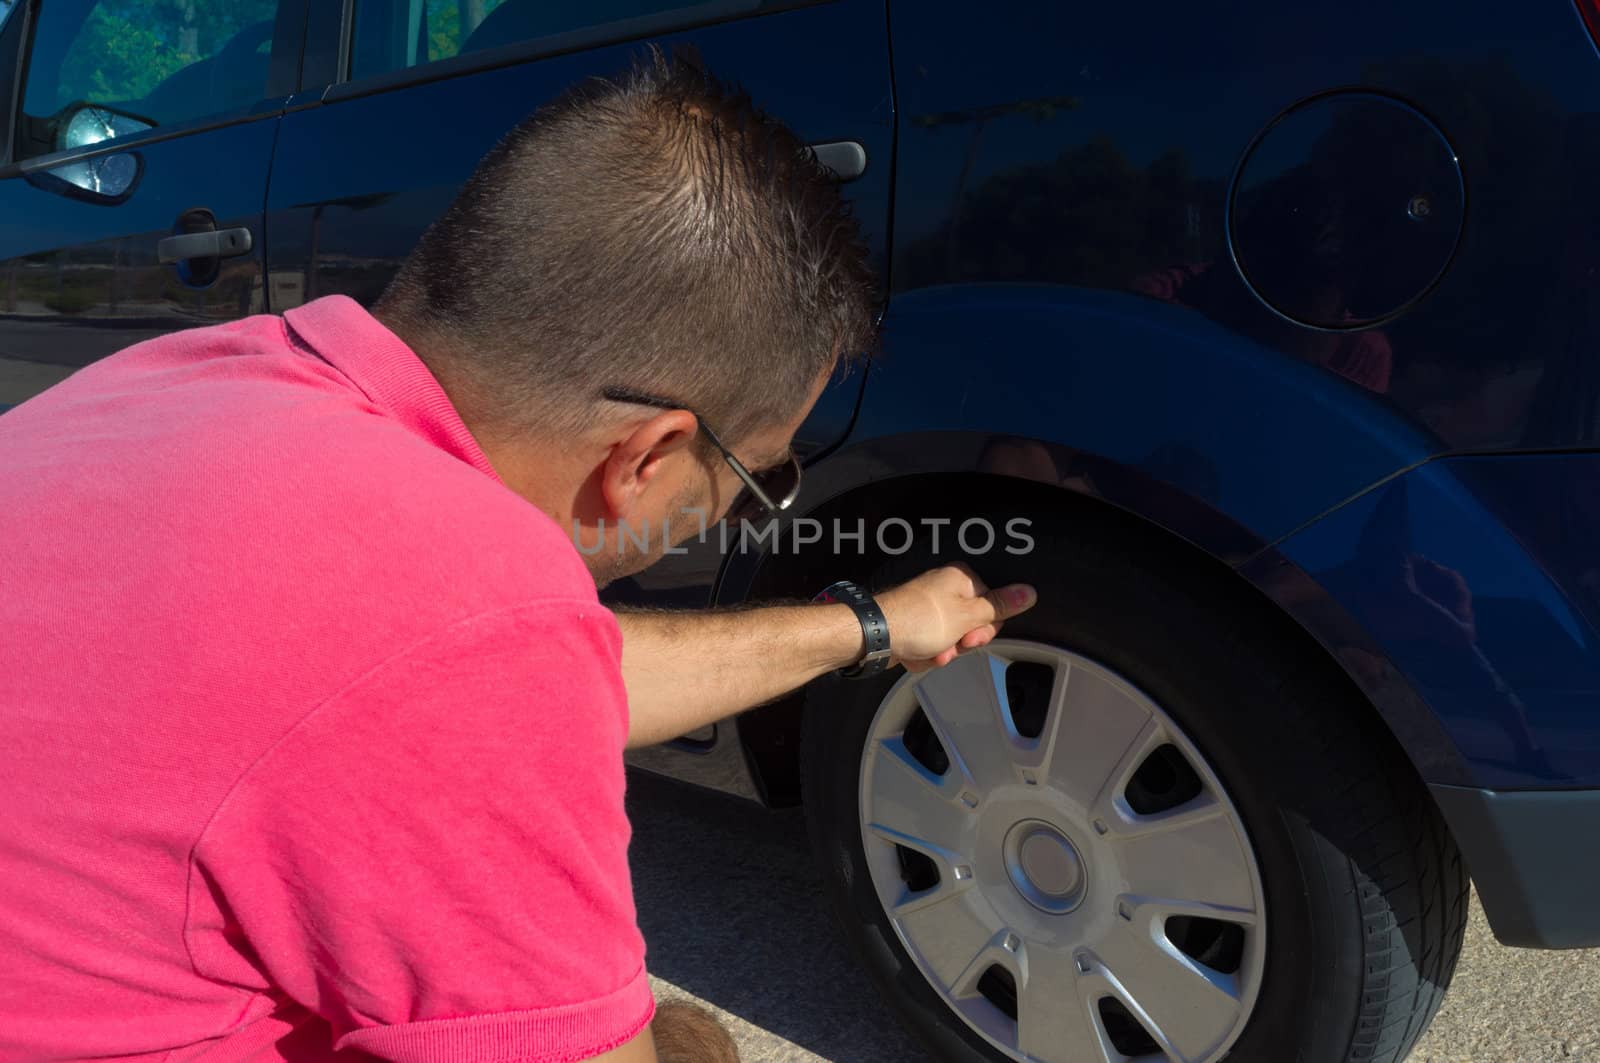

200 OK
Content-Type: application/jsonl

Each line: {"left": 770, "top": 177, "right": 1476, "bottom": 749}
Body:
{"left": 977, "top": 583, "right": 1037, "bottom": 625}
{"left": 920, "top": 566, "right": 1035, "bottom": 625}
{"left": 959, "top": 624, "right": 997, "bottom": 649}
{"left": 948, "top": 581, "right": 1034, "bottom": 658}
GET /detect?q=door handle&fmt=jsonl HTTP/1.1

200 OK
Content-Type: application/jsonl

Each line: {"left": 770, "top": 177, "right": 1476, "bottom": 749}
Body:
{"left": 158, "top": 226, "right": 253, "bottom": 264}
{"left": 807, "top": 140, "right": 867, "bottom": 181}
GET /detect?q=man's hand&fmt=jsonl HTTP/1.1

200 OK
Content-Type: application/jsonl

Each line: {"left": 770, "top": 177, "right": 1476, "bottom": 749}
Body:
{"left": 877, "top": 564, "right": 1037, "bottom": 672}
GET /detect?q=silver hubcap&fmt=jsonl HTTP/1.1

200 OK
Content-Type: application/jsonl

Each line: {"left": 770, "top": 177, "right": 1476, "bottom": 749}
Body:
{"left": 858, "top": 640, "right": 1266, "bottom": 1063}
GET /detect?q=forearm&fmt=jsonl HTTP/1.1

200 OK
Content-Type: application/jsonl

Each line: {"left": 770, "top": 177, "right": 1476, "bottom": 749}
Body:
{"left": 616, "top": 602, "right": 863, "bottom": 748}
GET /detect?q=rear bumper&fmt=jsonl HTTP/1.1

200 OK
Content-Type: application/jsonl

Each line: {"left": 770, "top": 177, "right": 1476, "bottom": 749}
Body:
{"left": 1430, "top": 783, "right": 1600, "bottom": 948}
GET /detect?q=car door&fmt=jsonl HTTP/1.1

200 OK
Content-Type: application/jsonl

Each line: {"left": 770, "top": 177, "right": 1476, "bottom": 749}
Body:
{"left": 263, "top": 0, "right": 893, "bottom": 481}
{"left": 0, "top": 0, "right": 303, "bottom": 409}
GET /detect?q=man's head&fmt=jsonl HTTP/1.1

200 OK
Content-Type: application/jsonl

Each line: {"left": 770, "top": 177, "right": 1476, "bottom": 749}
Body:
{"left": 375, "top": 51, "right": 876, "bottom": 584}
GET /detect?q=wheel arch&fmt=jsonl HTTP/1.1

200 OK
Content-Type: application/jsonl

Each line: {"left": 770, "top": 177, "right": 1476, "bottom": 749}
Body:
{"left": 719, "top": 445, "right": 1472, "bottom": 808}
{"left": 844, "top": 284, "right": 1441, "bottom": 544}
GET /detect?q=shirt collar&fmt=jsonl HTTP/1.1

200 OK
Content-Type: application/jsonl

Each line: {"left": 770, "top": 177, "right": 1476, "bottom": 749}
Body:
{"left": 283, "top": 295, "right": 502, "bottom": 484}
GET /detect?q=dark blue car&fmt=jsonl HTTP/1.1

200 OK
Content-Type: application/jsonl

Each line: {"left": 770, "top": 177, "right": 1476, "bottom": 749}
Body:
{"left": 4, "top": 1, "right": 1599, "bottom": 1060}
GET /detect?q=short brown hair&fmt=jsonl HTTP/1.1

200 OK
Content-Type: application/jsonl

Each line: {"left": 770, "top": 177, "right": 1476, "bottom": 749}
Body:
{"left": 377, "top": 49, "right": 876, "bottom": 444}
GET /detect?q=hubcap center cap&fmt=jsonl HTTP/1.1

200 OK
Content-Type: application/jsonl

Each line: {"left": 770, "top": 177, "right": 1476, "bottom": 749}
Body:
{"left": 1020, "top": 830, "right": 1081, "bottom": 895}
{"left": 1003, "top": 819, "right": 1087, "bottom": 913}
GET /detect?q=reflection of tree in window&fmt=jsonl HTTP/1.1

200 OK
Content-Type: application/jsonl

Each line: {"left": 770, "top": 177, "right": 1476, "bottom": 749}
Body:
{"left": 426, "top": 0, "right": 511, "bottom": 63}
{"left": 425, "top": 0, "right": 703, "bottom": 66}
{"left": 53, "top": 0, "right": 274, "bottom": 108}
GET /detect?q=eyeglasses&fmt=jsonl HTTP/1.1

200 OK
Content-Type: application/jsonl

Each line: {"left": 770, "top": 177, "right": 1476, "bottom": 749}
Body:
{"left": 600, "top": 386, "right": 802, "bottom": 520}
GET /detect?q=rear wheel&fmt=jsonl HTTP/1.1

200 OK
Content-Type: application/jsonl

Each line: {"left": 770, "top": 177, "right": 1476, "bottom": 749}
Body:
{"left": 801, "top": 528, "right": 1468, "bottom": 1063}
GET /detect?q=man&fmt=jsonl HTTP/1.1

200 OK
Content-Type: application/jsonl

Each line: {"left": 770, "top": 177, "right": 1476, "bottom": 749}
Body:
{"left": 0, "top": 56, "right": 1034, "bottom": 1061}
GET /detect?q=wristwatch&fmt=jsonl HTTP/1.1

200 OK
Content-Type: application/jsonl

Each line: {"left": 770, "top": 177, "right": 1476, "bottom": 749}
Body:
{"left": 813, "top": 579, "right": 893, "bottom": 679}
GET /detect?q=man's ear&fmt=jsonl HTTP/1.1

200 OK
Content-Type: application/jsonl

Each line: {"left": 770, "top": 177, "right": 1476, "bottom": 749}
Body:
{"left": 598, "top": 409, "right": 700, "bottom": 519}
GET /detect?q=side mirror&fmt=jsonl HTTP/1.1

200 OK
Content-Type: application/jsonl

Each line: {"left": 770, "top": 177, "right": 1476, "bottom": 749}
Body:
{"left": 57, "top": 103, "right": 155, "bottom": 152}
{"left": 49, "top": 104, "right": 155, "bottom": 199}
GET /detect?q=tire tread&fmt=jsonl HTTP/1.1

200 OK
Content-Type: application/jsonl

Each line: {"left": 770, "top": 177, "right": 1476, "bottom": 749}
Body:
{"left": 1269, "top": 666, "right": 1470, "bottom": 1063}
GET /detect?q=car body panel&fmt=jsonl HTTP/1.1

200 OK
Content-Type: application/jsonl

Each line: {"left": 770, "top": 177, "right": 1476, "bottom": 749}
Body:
{"left": 886, "top": 0, "right": 1600, "bottom": 453}
{"left": 1263, "top": 453, "right": 1600, "bottom": 790}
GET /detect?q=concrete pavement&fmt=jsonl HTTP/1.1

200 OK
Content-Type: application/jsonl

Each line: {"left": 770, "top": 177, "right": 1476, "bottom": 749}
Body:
{"left": 627, "top": 770, "right": 1600, "bottom": 1063}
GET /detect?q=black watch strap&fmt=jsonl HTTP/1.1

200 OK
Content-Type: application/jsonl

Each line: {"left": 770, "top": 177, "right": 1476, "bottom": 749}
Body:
{"left": 813, "top": 579, "right": 892, "bottom": 679}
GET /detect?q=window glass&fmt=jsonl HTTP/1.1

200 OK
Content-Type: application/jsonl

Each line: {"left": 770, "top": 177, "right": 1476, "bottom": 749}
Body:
{"left": 350, "top": 0, "right": 728, "bottom": 80}
{"left": 20, "top": 0, "right": 280, "bottom": 157}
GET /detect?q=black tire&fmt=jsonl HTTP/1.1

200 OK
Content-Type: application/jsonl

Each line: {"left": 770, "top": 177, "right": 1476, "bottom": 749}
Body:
{"left": 801, "top": 524, "right": 1469, "bottom": 1063}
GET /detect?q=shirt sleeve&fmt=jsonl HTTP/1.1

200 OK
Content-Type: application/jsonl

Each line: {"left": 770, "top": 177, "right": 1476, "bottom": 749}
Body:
{"left": 184, "top": 601, "right": 652, "bottom": 1062}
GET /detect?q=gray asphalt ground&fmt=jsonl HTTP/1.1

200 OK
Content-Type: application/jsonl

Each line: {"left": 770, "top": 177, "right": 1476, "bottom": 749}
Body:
{"left": 627, "top": 770, "right": 1600, "bottom": 1063}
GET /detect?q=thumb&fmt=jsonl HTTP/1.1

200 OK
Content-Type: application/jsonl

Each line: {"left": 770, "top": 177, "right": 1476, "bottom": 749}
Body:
{"left": 978, "top": 583, "right": 1038, "bottom": 624}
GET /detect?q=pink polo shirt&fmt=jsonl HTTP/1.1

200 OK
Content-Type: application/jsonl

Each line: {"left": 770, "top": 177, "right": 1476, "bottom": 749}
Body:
{"left": 0, "top": 297, "right": 651, "bottom": 1062}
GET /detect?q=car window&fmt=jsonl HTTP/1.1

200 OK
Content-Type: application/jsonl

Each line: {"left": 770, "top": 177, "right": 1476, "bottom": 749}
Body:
{"left": 350, "top": 0, "right": 746, "bottom": 80}
{"left": 18, "top": 0, "right": 281, "bottom": 160}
